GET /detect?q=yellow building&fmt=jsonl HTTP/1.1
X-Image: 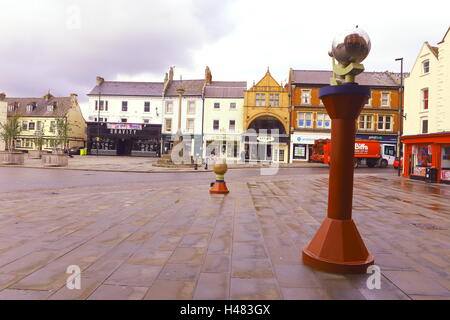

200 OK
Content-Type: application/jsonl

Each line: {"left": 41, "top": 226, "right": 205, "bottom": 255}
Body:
{"left": 1, "top": 92, "right": 86, "bottom": 151}
{"left": 243, "top": 69, "right": 290, "bottom": 163}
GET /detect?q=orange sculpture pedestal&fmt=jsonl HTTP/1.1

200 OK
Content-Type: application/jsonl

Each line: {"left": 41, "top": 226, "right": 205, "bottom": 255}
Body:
{"left": 302, "top": 83, "right": 374, "bottom": 274}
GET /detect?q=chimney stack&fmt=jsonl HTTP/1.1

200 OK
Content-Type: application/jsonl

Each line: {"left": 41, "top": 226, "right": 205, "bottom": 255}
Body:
{"left": 205, "top": 66, "right": 212, "bottom": 85}
{"left": 70, "top": 93, "right": 78, "bottom": 105}
{"left": 0, "top": 93, "right": 5, "bottom": 100}
{"left": 96, "top": 76, "right": 104, "bottom": 86}
{"left": 169, "top": 67, "right": 174, "bottom": 81}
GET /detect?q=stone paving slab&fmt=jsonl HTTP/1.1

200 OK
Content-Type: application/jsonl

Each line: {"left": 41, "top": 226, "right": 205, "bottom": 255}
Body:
{"left": 0, "top": 173, "right": 449, "bottom": 300}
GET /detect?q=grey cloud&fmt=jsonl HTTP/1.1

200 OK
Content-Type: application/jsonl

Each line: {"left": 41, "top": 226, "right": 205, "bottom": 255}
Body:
{"left": 0, "top": 0, "right": 236, "bottom": 101}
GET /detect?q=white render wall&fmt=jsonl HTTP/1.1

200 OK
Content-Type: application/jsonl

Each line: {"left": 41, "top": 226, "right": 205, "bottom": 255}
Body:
{"left": 404, "top": 31, "right": 450, "bottom": 136}
{"left": 436, "top": 32, "right": 450, "bottom": 132}
{"left": 86, "top": 95, "right": 163, "bottom": 124}
{"left": 0, "top": 101, "right": 6, "bottom": 151}
{"left": 161, "top": 96, "right": 203, "bottom": 136}
{"left": 203, "top": 98, "right": 244, "bottom": 135}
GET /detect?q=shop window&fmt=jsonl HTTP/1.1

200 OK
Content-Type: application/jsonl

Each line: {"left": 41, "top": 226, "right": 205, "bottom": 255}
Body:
{"left": 279, "top": 149, "right": 285, "bottom": 162}
{"left": 412, "top": 144, "right": 432, "bottom": 177}
{"left": 421, "top": 88, "right": 429, "bottom": 110}
{"left": 256, "top": 93, "right": 266, "bottom": 106}
{"left": 293, "top": 144, "right": 307, "bottom": 160}
{"left": 441, "top": 147, "right": 450, "bottom": 182}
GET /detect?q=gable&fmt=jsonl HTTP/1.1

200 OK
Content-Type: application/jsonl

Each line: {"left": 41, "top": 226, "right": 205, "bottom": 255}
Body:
{"left": 254, "top": 71, "right": 281, "bottom": 89}
{"left": 409, "top": 43, "right": 438, "bottom": 77}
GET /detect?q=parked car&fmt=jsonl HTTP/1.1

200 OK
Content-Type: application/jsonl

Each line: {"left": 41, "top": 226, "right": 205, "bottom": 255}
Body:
{"left": 393, "top": 157, "right": 403, "bottom": 169}
{"left": 68, "top": 146, "right": 84, "bottom": 156}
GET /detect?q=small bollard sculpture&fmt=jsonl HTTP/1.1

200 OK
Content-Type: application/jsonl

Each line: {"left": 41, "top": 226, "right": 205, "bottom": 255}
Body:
{"left": 209, "top": 161, "right": 229, "bottom": 194}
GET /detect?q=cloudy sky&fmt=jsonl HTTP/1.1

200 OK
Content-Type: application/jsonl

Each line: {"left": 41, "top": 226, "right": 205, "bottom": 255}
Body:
{"left": 0, "top": 0, "right": 448, "bottom": 111}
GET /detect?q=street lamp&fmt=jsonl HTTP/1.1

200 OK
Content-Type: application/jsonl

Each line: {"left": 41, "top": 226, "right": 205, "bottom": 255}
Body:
{"left": 395, "top": 57, "right": 404, "bottom": 177}
{"left": 302, "top": 27, "right": 374, "bottom": 274}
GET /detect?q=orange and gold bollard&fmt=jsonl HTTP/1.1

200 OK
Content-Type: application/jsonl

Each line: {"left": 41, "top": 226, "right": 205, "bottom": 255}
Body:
{"left": 210, "top": 162, "right": 229, "bottom": 194}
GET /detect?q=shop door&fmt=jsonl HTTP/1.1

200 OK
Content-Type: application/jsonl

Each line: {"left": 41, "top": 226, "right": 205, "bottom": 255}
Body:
{"left": 117, "top": 138, "right": 132, "bottom": 156}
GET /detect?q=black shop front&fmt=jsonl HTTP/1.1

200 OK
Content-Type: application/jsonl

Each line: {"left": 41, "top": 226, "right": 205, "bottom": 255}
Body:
{"left": 86, "top": 122, "right": 162, "bottom": 157}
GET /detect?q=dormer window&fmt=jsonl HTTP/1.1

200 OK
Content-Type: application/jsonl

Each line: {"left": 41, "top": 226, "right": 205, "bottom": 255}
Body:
{"left": 47, "top": 105, "right": 54, "bottom": 112}
{"left": 26, "top": 102, "right": 37, "bottom": 113}
{"left": 8, "top": 104, "right": 15, "bottom": 112}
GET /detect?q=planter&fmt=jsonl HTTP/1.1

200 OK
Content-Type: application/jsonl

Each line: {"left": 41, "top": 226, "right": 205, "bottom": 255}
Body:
{"left": 28, "top": 150, "right": 43, "bottom": 159}
{"left": 1, "top": 151, "right": 25, "bottom": 165}
{"left": 42, "top": 153, "right": 68, "bottom": 167}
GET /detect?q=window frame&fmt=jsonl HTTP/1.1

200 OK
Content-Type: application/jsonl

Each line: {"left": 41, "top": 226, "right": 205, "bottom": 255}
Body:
{"left": 421, "top": 88, "right": 429, "bottom": 110}
{"left": 121, "top": 101, "right": 128, "bottom": 112}
{"left": 316, "top": 113, "right": 331, "bottom": 129}
{"left": 165, "top": 118, "right": 172, "bottom": 132}
{"left": 165, "top": 101, "right": 173, "bottom": 114}
{"left": 377, "top": 115, "right": 393, "bottom": 132}
{"left": 297, "top": 112, "right": 313, "bottom": 128}
{"left": 301, "top": 89, "right": 311, "bottom": 105}
{"left": 144, "top": 102, "right": 150, "bottom": 113}
{"left": 381, "top": 92, "right": 391, "bottom": 107}
{"left": 359, "top": 114, "right": 373, "bottom": 131}
{"left": 213, "top": 120, "right": 220, "bottom": 131}
{"left": 187, "top": 101, "right": 196, "bottom": 114}
{"left": 422, "top": 60, "right": 430, "bottom": 74}
{"left": 255, "top": 93, "right": 266, "bottom": 107}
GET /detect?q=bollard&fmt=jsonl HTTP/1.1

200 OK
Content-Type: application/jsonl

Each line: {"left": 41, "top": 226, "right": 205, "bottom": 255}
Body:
{"left": 209, "top": 162, "right": 229, "bottom": 194}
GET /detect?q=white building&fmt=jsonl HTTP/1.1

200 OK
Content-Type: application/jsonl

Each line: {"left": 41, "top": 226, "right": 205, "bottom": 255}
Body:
{"left": 87, "top": 78, "right": 163, "bottom": 125}
{"left": 86, "top": 78, "right": 164, "bottom": 156}
{"left": 404, "top": 27, "right": 450, "bottom": 135}
{"left": 161, "top": 67, "right": 205, "bottom": 158}
{"left": 203, "top": 81, "right": 247, "bottom": 162}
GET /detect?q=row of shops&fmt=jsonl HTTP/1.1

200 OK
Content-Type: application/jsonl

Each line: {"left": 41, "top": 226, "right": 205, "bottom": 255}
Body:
{"left": 401, "top": 132, "right": 450, "bottom": 185}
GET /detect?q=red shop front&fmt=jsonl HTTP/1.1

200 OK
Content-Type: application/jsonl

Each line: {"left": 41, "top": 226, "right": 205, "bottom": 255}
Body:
{"left": 401, "top": 132, "right": 450, "bottom": 184}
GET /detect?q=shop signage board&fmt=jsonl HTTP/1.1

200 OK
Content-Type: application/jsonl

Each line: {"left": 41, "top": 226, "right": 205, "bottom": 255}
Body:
{"left": 107, "top": 123, "right": 142, "bottom": 130}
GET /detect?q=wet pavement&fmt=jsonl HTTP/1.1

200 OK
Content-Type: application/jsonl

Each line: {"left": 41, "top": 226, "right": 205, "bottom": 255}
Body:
{"left": 0, "top": 168, "right": 449, "bottom": 300}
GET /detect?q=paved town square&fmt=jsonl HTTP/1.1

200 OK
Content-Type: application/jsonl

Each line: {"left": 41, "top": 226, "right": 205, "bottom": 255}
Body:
{"left": 0, "top": 167, "right": 448, "bottom": 300}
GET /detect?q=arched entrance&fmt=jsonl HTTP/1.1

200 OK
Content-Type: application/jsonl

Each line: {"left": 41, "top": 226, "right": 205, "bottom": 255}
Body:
{"left": 245, "top": 115, "right": 289, "bottom": 163}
